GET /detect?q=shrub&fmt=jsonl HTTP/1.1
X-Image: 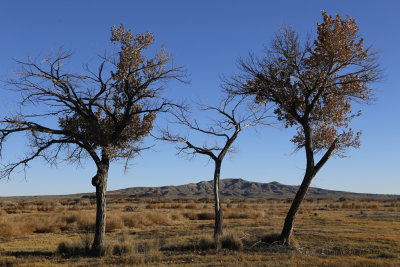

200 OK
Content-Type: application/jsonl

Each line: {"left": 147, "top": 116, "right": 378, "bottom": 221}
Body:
{"left": 110, "top": 236, "right": 134, "bottom": 256}
{"left": 58, "top": 231, "right": 93, "bottom": 256}
{"left": 106, "top": 216, "right": 124, "bottom": 232}
{"left": 183, "top": 211, "right": 198, "bottom": 220}
{"left": 123, "top": 205, "right": 137, "bottom": 212}
{"left": 76, "top": 216, "right": 96, "bottom": 232}
{"left": 225, "top": 209, "right": 264, "bottom": 219}
{"left": 197, "top": 212, "right": 214, "bottom": 220}
{"left": 57, "top": 240, "right": 90, "bottom": 256}
{"left": 199, "top": 236, "right": 216, "bottom": 250}
{"left": 34, "top": 224, "right": 60, "bottom": 234}
{"left": 170, "top": 203, "right": 184, "bottom": 209}
{"left": 237, "top": 203, "right": 249, "bottom": 209}
{"left": 122, "top": 215, "right": 139, "bottom": 228}
{"left": 378, "top": 251, "right": 398, "bottom": 258}
{"left": 220, "top": 232, "right": 243, "bottom": 251}
{"left": 185, "top": 203, "right": 198, "bottom": 209}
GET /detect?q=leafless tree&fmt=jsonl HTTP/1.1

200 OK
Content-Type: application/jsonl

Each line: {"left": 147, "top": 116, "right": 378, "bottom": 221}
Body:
{"left": 0, "top": 25, "right": 185, "bottom": 255}
{"left": 159, "top": 95, "right": 268, "bottom": 243}
{"left": 226, "top": 12, "right": 381, "bottom": 245}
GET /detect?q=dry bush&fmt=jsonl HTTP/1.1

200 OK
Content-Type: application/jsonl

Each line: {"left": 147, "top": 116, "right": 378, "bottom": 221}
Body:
{"left": 170, "top": 213, "right": 185, "bottom": 221}
{"left": 110, "top": 236, "right": 134, "bottom": 256}
{"left": 123, "top": 205, "right": 137, "bottom": 212}
{"left": 185, "top": 203, "right": 198, "bottom": 209}
{"left": 170, "top": 203, "right": 184, "bottom": 209}
{"left": 63, "top": 213, "right": 81, "bottom": 224}
{"left": 378, "top": 251, "right": 398, "bottom": 259}
{"left": 0, "top": 214, "right": 37, "bottom": 238}
{"left": 76, "top": 216, "right": 96, "bottom": 232}
{"left": 122, "top": 214, "right": 139, "bottom": 228}
{"left": 34, "top": 223, "right": 60, "bottom": 234}
{"left": 122, "top": 211, "right": 172, "bottom": 228}
{"left": 106, "top": 216, "right": 124, "bottom": 232}
{"left": 142, "top": 212, "right": 172, "bottom": 226}
{"left": 57, "top": 239, "right": 91, "bottom": 256}
{"left": 3, "top": 205, "right": 18, "bottom": 214}
{"left": 59, "top": 211, "right": 95, "bottom": 232}
{"left": 199, "top": 236, "right": 216, "bottom": 250}
{"left": 37, "top": 205, "right": 56, "bottom": 212}
{"left": 182, "top": 211, "right": 197, "bottom": 220}
{"left": 225, "top": 209, "right": 264, "bottom": 219}
{"left": 219, "top": 232, "right": 243, "bottom": 250}
{"left": 145, "top": 203, "right": 161, "bottom": 209}
{"left": 107, "top": 235, "right": 158, "bottom": 263}
{"left": 68, "top": 206, "right": 81, "bottom": 211}
{"left": 368, "top": 203, "right": 380, "bottom": 209}
{"left": 197, "top": 212, "right": 214, "bottom": 220}
{"left": 237, "top": 203, "right": 249, "bottom": 209}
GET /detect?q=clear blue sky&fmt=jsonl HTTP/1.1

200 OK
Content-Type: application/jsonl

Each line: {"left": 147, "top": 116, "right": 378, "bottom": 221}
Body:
{"left": 0, "top": 0, "right": 399, "bottom": 196}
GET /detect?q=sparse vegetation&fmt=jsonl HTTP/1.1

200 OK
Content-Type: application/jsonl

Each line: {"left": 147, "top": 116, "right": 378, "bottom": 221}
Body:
{"left": 0, "top": 196, "right": 398, "bottom": 265}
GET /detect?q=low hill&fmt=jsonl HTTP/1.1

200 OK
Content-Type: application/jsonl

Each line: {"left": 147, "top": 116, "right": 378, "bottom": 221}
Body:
{"left": 1, "top": 178, "right": 397, "bottom": 200}
{"left": 106, "top": 178, "right": 396, "bottom": 199}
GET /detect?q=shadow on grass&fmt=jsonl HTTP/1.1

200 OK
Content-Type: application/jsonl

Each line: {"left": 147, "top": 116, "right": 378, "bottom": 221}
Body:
{"left": 5, "top": 251, "right": 54, "bottom": 257}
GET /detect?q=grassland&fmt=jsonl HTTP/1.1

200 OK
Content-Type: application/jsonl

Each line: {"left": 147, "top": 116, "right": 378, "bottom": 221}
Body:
{"left": 0, "top": 196, "right": 399, "bottom": 266}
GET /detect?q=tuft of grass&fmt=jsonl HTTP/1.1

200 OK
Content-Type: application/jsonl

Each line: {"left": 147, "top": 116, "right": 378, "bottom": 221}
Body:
{"left": 57, "top": 231, "right": 93, "bottom": 256}
{"left": 225, "top": 209, "right": 264, "bottom": 219}
{"left": 106, "top": 216, "right": 124, "bottom": 232}
{"left": 220, "top": 232, "right": 243, "bottom": 251}
{"left": 57, "top": 240, "right": 90, "bottom": 256}
{"left": 185, "top": 203, "right": 198, "bottom": 209}
{"left": 109, "top": 236, "right": 134, "bottom": 256}
{"left": 197, "top": 212, "right": 214, "bottom": 220}
{"left": 198, "top": 236, "right": 216, "bottom": 250}
{"left": 378, "top": 251, "right": 398, "bottom": 258}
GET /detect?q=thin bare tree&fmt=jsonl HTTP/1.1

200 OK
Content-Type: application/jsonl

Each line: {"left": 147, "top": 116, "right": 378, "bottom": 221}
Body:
{"left": 226, "top": 12, "right": 381, "bottom": 245}
{"left": 0, "top": 25, "right": 185, "bottom": 255}
{"left": 159, "top": 95, "right": 268, "bottom": 243}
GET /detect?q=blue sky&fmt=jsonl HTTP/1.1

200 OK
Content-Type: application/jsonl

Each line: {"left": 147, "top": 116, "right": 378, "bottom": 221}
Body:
{"left": 0, "top": 0, "right": 399, "bottom": 196}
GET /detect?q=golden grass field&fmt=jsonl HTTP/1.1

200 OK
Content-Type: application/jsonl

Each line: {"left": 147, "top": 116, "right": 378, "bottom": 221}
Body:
{"left": 0, "top": 196, "right": 399, "bottom": 266}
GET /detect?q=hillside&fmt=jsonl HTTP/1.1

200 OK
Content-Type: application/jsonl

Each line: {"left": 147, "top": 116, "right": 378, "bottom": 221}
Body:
{"left": 106, "top": 178, "right": 395, "bottom": 199}
{"left": 1, "top": 178, "right": 396, "bottom": 200}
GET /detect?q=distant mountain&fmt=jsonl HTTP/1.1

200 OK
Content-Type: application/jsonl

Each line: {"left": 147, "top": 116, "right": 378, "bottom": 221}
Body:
{"left": 105, "top": 178, "right": 396, "bottom": 199}
{"left": 1, "top": 178, "right": 396, "bottom": 200}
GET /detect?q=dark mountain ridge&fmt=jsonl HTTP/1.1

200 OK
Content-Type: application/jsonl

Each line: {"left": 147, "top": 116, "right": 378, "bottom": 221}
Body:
{"left": 108, "top": 178, "right": 396, "bottom": 199}
{"left": 1, "top": 178, "right": 397, "bottom": 200}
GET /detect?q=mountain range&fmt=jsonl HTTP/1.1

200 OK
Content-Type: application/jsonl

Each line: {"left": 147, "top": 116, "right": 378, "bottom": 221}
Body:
{"left": 104, "top": 178, "right": 395, "bottom": 199}
{"left": 2, "top": 178, "right": 397, "bottom": 200}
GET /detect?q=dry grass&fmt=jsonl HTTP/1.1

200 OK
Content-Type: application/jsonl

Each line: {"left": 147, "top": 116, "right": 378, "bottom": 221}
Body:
{"left": 0, "top": 197, "right": 399, "bottom": 266}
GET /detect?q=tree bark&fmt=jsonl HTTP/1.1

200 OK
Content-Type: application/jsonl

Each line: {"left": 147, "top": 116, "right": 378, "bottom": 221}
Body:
{"left": 280, "top": 168, "right": 315, "bottom": 245}
{"left": 213, "top": 160, "right": 223, "bottom": 242}
{"left": 281, "top": 124, "right": 314, "bottom": 245}
{"left": 91, "top": 156, "right": 110, "bottom": 256}
{"left": 280, "top": 127, "right": 337, "bottom": 245}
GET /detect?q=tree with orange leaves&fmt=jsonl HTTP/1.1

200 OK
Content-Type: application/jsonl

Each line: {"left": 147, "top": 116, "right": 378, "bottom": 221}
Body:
{"left": 227, "top": 11, "right": 381, "bottom": 245}
{"left": 0, "top": 25, "right": 185, "bottom": 255}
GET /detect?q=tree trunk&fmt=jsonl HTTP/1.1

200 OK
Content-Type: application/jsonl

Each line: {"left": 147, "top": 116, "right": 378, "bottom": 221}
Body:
{"left": 281, "top": 124, "right": 314, "bottom": 246}
{"left": 91, "top": 157, "right": 109, "bottom": 256}
{"left": 213, "top": 160, "right": 223, "bottom": 242}
{"left": 280, "top": 169, "right": 315, "bottom": 245}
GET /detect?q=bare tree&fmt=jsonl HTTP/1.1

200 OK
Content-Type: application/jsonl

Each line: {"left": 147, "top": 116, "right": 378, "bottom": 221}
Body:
{"left": 0, "top": 25, "right": 185, "bottom": 255}
{"left": 226, "top": 12, "right": 381, "bottom": 245}
{"left": 159, "top": 96, "right": 268, "bottom": 243}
